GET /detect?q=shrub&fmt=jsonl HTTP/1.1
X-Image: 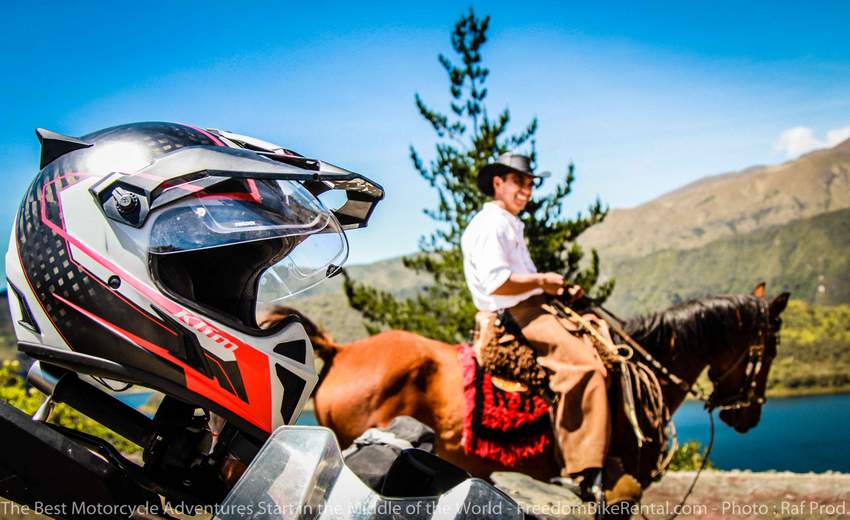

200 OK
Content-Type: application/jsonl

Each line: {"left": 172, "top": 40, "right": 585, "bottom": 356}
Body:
{"left": 668, "top": 440, "right": 714, "bottom": 471}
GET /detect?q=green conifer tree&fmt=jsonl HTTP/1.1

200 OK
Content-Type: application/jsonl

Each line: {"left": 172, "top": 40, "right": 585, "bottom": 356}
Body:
{"left": 344, "top": 9, "right": 614, "bottom": 343}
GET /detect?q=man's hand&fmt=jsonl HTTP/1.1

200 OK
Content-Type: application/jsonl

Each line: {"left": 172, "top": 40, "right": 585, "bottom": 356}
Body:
{"left": 492, "top": 272, "right": 578, "bottom": 297}
{"left": 565, "top": 284, "right": 585, "bottom": 304}
{"left": 539, "top": 272, "right": 565, "bottom": 296}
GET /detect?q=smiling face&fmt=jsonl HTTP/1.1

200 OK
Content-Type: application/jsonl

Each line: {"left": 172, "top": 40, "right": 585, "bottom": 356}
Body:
{"left": 492, "top": 172, "right": 535, "bottom": 215}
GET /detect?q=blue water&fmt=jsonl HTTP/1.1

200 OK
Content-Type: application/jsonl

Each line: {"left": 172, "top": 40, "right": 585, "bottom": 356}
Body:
{"left": 297, "top": 411, "right": 319, "bottom": 426}
{"left": 295, "top": 393, "right": 850, "bottom": 473}
{"left": 674, "top": 393, "right": 850, "bottom": 472}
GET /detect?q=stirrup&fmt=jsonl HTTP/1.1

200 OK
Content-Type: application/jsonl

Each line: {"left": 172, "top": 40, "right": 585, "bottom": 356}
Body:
{"left": 590, "top": 471, "right": 606, "bottom": 520}
{"left": 552, "top": 469, "right": 605, "bottom": 504}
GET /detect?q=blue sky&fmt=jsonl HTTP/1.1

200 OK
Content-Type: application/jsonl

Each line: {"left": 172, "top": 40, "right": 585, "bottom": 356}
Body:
{"left": 2, "top": 1, "right": 849, "bottom": 266}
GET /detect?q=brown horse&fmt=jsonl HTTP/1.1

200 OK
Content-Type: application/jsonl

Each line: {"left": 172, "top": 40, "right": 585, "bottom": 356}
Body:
{"left": 266, "top": 285, "right": 789, "bottom": 490}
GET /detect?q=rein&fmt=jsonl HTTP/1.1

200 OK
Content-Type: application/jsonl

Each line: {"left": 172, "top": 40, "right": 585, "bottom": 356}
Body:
{"left": 549, "top": 296, "right": 774, "bottom": 520}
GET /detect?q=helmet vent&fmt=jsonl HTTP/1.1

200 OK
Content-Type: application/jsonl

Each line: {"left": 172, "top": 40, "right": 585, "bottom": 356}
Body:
{"left": 8, "top": 282, "right": 41, "bottom": 335}
{"left": 273, "top": 340, "right": 307, "bottom": 364}
{"left": 274, "top": 364, "right": 307, "bottom": 424}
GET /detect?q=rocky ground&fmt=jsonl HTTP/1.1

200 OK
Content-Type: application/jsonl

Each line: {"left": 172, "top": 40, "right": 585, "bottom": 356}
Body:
{"left": 493, "top": 470, "right": 850, "bottom": 520}
{"left": 642, "top": 470, "right": 850, "bottom": 519}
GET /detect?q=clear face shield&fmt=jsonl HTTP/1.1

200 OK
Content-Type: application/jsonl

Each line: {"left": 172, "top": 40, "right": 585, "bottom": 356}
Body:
{"left": 146, "top": 177, "right": 348, "bottom": 309}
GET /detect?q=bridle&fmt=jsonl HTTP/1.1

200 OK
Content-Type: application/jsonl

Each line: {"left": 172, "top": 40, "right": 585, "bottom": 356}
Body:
{"left": 704, "top": 298, "right": 777, "bottom": 412}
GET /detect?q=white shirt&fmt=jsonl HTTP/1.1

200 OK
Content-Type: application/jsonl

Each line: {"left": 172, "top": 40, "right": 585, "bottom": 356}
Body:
{"left": 461, "top": 202, "right": 542, "bottom": 311}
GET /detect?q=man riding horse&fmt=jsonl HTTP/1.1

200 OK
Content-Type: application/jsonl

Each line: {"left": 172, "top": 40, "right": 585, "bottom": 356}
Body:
{"left": 461, "top": 152, "right": 610, "bottom": 499}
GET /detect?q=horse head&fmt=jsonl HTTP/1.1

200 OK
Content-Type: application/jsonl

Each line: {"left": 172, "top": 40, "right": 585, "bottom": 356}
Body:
{"left": 706, "top": 283, "right": 789, "bottom": 433}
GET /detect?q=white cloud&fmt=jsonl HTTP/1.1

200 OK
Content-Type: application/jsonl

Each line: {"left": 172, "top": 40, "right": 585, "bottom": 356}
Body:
{"left": 774, "top": 127, "right": 821, "bottom": 158}
{"left": 774, "top": 125, "right": 850, "bottom": 159}
{"left": 826, "top": 126, "right": 850, "bottom": 147}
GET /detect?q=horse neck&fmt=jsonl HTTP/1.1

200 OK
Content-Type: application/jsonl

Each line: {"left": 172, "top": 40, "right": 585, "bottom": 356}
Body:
{"left": 657, "top": 347, "right": 710, "bottom": 415}
{"left": 624, "top": 296, "right": 755, "bottom": 414}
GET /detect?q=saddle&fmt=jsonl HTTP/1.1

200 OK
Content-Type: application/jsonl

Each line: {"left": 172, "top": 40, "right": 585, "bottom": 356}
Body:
{"left": 472, "top": 304, "right": 624, "bottom": 396}
{"left": 472, "top": 311, "right": 552, "bottom": 397}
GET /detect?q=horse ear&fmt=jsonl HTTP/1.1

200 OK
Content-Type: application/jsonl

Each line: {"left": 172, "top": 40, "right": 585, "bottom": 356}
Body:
{"left": 752, "top": 282, "right": 766, "bottom": 298}
{"left": 770, "top": 292, "right": 790, "bottom": 317}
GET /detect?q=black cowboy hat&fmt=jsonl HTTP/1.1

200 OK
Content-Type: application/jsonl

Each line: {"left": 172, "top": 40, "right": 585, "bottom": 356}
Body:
{"left": 476, "top": 153, "right": 550, "bottom": 196}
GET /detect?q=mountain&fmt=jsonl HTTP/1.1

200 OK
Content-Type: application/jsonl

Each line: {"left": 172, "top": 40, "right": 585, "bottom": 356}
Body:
{"left": 579, "top": 138, "right": 850, "bottom": 261}
{"left": 602, "top": 207, "right": 850, "bottom": 316}
{"left": 298, "top": 256, "right": 431, "bottom": 298}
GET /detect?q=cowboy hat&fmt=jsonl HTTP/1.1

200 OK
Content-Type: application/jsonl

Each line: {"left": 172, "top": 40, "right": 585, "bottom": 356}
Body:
{"left": 476, "top": 152, "right": 550, "bottom": 196}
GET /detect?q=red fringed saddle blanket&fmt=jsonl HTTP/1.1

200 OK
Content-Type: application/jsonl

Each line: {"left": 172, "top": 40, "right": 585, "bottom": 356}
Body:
{"left": 458, "top": 343, "right": 552, "bottom": 467}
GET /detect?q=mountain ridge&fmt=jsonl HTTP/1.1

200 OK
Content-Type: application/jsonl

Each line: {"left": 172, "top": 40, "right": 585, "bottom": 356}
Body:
{"left": 580, "top": 138, "right": 850, "bottom": 260}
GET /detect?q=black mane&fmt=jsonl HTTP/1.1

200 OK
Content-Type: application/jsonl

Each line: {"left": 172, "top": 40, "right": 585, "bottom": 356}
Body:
{"left": 623, "top": 295, "right": 763, "bottom": 361}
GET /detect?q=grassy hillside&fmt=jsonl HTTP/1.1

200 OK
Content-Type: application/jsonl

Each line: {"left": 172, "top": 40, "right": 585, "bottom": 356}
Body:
{"left": 289, "top": 292, "right": 370, "bottom": 343}
{"left": 769, "top": 300, "right": 850, "bottom": 394}
{"left": 602, "top": 207, "right": 850, "bottom": 317}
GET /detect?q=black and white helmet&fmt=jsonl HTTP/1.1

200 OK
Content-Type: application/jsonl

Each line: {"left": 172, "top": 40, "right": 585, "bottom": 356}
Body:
{"left": 5, "top": 122, "right": 382, "bottom": 438}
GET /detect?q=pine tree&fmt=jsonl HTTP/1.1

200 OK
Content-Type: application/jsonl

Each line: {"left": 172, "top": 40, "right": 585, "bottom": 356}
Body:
{"left": 343, "top": 9, "right": 614, "bottom": 343}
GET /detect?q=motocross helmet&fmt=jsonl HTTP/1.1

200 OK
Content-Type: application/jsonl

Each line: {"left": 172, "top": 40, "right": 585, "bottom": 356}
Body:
{"left": 5, "top": 122, "right": 383, "bottom": 440}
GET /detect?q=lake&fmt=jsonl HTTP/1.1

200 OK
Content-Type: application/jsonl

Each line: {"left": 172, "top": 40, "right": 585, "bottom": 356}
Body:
{"left": 674, "top": 393, "right": 850, "bottom": 473}
{"left": 296, "top": 393, "right": 850, "bottom": 473}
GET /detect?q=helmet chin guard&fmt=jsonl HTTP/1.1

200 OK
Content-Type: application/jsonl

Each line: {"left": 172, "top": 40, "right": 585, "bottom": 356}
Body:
{"left": 6, "top": 122, "right": 383, "bottom": 439}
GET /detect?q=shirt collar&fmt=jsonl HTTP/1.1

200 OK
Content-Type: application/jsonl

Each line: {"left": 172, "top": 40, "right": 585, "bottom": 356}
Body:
{"left": 483, "top": 201, "right": 524, "bottom": 230}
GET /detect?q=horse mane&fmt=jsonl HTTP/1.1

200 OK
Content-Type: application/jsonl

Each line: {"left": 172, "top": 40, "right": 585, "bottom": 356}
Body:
{"left": 623, "top": 295, "right": 762, "bottom": 361}
{"left": 257, "top": 306, "right": 338, "bottom": 363}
